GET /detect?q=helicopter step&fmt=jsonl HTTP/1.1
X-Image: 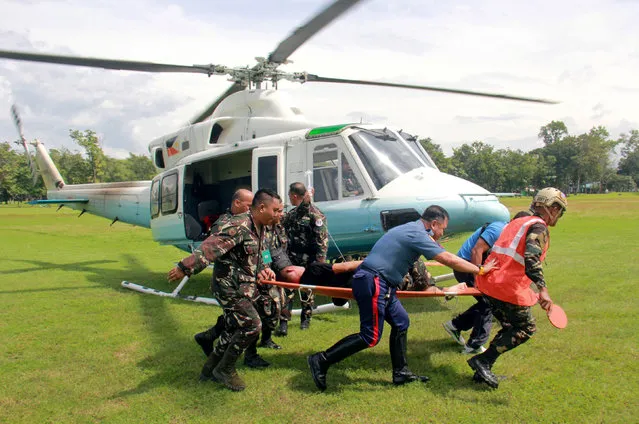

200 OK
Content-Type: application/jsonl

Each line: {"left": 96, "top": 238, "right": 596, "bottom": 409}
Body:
{"left": 120, "top": 278, "right": 350, "bottom": 315}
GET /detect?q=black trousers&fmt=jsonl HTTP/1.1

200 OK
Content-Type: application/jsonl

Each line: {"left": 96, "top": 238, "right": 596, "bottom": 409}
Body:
{"left": 451, "top": 270, "right": 493, "bottom": 349}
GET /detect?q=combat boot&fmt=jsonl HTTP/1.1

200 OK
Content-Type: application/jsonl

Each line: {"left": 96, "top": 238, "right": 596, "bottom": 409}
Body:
{"left": 389, "top": 328, "right": 429, "bottom": 385}
{"left": 300, "top": 305, "right": 312, "bottom": 330}
{"left": 275, "top": 320, "right": 288, "bottom": 336}
{"left": 194, "top": 315, "right": 225, "bottom": 357}
{"left": 243, "top": 340, "right": 270, "bottom": 368}
{"left": 467, "top": 355, "right": 499, "bottom": 388}
{"left": 308, "top": 334, "right": 368, "bottom": 391}
{"left": 199, "top": 350, "right": 223, "bottom": 382}
{"left": 259, "top": 327, "right": 282, "bottom": 349}
{"left": 212, "top": 348, "right": 246, "bottom": 392}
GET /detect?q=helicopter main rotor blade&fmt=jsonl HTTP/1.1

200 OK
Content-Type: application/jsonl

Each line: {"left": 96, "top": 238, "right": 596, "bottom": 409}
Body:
{"left": 189, "top": 82, "right": 247, "bottom": 124}
{"left": 305, "top": 74, "right": 559, "bottom": 104}
{"left": 0, "top": 49, "right": 215, "bottom": 74}
{"left": 267, "top": 0, "right": 365, "bottom": 65}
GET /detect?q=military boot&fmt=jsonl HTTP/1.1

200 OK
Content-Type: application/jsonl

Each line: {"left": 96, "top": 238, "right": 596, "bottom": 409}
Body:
{"left": 212, "top": 348, "right": 246, "bottom": 392}
{"left": 300, "top": 305, "right": 312, "bottom": 330}
{"left": 194, "top": 315, "right": 225, "bottom": 357}
{"left": 308, "top": 334, "right": 368, "bottom": 391}
{"left": 259, "top": 327, "right": 282, "bottom": 349}
{"left": 389, "top": 328, "right": 429, "bottom": 385}
{"left": 243, "top": 340, "right": 270, "bottom": 368}
{"left": 199, "top": 350, "right": 223, "bottom": 382}
{"left": 467, "top": 355, "right": 499, "bottom": 388}
{"left": 275, "top": 320, "right": 288, "bottom": 337}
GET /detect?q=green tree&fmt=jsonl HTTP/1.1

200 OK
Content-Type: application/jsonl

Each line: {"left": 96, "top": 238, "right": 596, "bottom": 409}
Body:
{"left": 618, "top": 129, "right": 639, "bottom": 186}
{"left": 125, "top": 153, "right": 156, "bottom": 180}
{"left": 419, "top": 138, "right": 454, "bottom": 174}
{"left": 538, "top": 121, "right": 568, "bottom": 146}
{"left": 451, "top": 142, "right": 506, "bottom": 191}
{"left": 69, "top": 129, "right": 106, "bottom": 183}
{"left": 49, "top": 148, "right": 92, "bottom": 185}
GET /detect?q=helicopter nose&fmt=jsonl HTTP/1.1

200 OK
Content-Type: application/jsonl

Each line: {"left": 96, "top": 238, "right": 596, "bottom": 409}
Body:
{"left": 377, "top": 168, "right": 510, "bottom": 232}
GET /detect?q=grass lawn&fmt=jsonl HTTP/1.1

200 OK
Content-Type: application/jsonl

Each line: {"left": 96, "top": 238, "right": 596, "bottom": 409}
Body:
{"left": 1, "top": 193, "right": 637, "bottom": 423}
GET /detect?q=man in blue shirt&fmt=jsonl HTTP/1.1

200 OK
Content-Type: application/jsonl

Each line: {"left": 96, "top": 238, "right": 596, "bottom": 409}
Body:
{"left": 443, "top": 211, "right": 530, "bottom": 354}
{"left": 307, "top": 205, "right": 495, "bottom": 391}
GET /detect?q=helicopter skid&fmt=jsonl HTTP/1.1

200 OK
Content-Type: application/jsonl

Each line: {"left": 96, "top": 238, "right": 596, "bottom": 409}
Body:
{"left": 120, "top": 280, "right": 349, "bottom": 315}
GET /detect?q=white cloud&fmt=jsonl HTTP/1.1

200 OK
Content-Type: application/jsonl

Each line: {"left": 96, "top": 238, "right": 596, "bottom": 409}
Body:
{"left": 0, "top": 0, "right": 637, "bottom": 161}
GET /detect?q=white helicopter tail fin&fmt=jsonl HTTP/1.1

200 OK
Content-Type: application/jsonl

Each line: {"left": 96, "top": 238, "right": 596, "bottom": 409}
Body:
{"left": 33, "top": 139, "right": 65, "bottom": 190}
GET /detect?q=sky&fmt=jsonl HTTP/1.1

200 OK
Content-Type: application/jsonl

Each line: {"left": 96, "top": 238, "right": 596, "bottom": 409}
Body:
{"left": 0, "top": 0, "right": 637, "bottom": 159}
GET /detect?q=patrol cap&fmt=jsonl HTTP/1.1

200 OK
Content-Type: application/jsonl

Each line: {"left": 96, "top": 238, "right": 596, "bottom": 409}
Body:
{"left": 533, "top": 187, "right": 567, "bottom": 211}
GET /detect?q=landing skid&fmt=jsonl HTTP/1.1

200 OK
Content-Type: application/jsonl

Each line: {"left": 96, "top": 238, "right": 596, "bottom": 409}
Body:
{"left": 120, "top": 276, "right": 349, "bottom": 315}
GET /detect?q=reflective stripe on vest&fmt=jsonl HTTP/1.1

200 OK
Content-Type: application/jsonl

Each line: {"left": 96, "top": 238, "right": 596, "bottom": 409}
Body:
{"left": 490, "top": 217, "right": 545, "bottom": 265}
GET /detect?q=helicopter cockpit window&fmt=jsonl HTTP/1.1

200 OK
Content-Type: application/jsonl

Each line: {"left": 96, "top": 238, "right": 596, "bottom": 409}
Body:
{"left": 341, "top": 154, "right": 363, "bottom": 198}
{"left": 151, "top": 179, "right": 160, "bottom": 218}
{"left": 398, "top": 130, "right": 438, "bottom": 170}
{"left": 209, "top": 123, "right": 223, "bottom": 144}
{"left": 349, "top": 128, "right": 423, "bottom": 190}
{"left": 312, "top": 143, "right": 339, "bottom": 202}
{"left": 161, "top": 172, "right": 178, "bottom": 215}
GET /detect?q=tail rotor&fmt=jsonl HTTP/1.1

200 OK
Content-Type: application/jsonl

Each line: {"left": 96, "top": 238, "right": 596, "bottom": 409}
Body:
{"left": 10, "top": 104, "right": 39, "bottom": 184}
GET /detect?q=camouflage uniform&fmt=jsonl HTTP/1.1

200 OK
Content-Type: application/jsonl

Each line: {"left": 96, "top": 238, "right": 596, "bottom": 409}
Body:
{"left": 399, "top": 259, "right": 435, "bottom": 291}
{"left": 485, "top": 217, "right": 549, "bottom": 354}
{"left": 282, "top": 201, "right": 328, "bottom": 324}
{"left": 180, "top": 213, "right": 269, "bottom": 359}
{"left": 259, "top": 223, "right": 288, "bottom": 331}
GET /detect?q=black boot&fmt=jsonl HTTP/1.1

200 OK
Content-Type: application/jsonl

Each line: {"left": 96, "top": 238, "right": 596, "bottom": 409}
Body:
{"left": 199, "top": 350, "right": 223, "bottom": 382}
{"left": 308, "top": 334, "right": 368, "bottom": 391}
{"left": 259, "top": 327, "right": 282, "bottom": 349}
{"left": 275, "top": 320, "right": 288, "bottom": 337}
{"left": 194, "top": 315, "right": 225, "bottom": 357}
{"left": 389, "top": 328, "right": 429, "bottom": 385}
{"left": 244, "top": 339, "right": 270, "bottom": 368}
{"left": 467, "top": 354, "right": 499, "bottom": 388}
{"left": 212, "top": 347, "right": 246, "bottom": 392}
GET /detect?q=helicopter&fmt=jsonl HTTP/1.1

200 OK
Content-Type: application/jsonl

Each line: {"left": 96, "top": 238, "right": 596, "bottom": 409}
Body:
{"left": 3, "top": 0, "right": 555, "bottom": 306}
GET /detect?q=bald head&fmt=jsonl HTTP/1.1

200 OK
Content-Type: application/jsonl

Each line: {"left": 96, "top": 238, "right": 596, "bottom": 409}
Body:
{"left": 231, "top": 189, "right": 253, "bottom": 215}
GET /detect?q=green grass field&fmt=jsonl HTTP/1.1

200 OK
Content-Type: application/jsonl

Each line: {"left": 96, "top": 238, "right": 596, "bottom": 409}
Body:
{"left": 1, "top": 194, "right": 638, "bottom": 423}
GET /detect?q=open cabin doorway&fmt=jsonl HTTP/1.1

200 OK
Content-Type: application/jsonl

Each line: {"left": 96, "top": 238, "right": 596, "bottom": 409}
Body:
{"left": 183, "top": 150, "right": 252, "bottom": 241}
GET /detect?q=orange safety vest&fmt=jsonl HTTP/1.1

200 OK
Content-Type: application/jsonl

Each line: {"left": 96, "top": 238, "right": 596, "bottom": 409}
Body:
{"left": 476, "top": 216, "right": 549, "bottom": 306}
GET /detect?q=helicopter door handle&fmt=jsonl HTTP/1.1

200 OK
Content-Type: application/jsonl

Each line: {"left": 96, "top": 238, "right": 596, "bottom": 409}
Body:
{"left": 362, "top": 226, "right": 378, "bottom": 233}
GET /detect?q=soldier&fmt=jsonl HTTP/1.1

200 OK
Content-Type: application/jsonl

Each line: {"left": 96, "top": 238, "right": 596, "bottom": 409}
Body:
{"left": 307, "top": 205, "right": 497, "bottom": 392}
{"left": 256, "top": 204, "right": 289, "bottom": 350}
{"left": 280, "top": 182, "right": 328, "bottom": 331}
{"left": 341, "top": 158, "right": 362, "bottom": 197}
{"left": 469, "top": 188, "right": 567, "bottom": 389}
{"left": 167, "top": 189, "right": 281, "bottom": 392}
{"left": 443, "top": 212, "right": 531, "bottom": 354}
{"left": 193, "top": 189, "right": 253, "bottom": 357}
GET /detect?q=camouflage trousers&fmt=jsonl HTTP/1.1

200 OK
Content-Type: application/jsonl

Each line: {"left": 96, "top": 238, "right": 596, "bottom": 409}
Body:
{"left": 256, "top": 285, "right": 284, "bottom": 331}
{"left": 212, "top": 283, "right": 262, "bottom": 358}
{"left": 485, "top": 296, "right": 537, "bottom": 354}
{"left": 279, "top": 289, "right": 314, "bottom": 322}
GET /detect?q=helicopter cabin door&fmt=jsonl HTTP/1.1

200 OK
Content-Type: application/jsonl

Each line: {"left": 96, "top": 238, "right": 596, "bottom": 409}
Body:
{"left": 251, "top": 147, "right": 285, "bottom": 197}
{"left": 150, "top": 165, "right": 189, "bottom": 246}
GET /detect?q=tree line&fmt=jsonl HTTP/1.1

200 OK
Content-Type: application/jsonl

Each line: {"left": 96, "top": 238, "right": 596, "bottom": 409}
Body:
{"left": 420, "top": 121, "right": 638, "bottom": 194}
{"left": 0, "top": 130, "right": 156, "bottom": 202}
{"left": 2, "top": 122, "right": 638, "bottom": 202}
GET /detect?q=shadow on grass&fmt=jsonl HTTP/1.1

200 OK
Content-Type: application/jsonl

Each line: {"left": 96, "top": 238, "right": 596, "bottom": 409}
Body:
{"left": 5, "top": 253, "right": 504, "bottom": 405}
{"left": 271, "top": 337, "right": 509, "bottom": 406}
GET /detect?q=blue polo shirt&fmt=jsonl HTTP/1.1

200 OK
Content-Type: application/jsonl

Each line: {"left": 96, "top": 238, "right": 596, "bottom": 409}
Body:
{"left": 360, "top": 220, "right": 445, "bottom": 287}
{"left": 456, "top": 221, "right": 507, "bottom": 261}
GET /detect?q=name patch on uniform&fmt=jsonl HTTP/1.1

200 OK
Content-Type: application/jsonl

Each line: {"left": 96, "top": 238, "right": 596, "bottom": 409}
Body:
{"left": 261, "top": 249, "right": 272, "bottom": 265}
{"left": 315, "top": 219, "right": 323, "bottom": 227}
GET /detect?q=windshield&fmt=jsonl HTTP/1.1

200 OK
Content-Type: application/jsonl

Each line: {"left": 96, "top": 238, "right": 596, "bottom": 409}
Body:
{"left": 398, "top": 130, "right": 438, "bottom": 170}
{"left": 349, "top": 128, "right": 424, "bottom": 190}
